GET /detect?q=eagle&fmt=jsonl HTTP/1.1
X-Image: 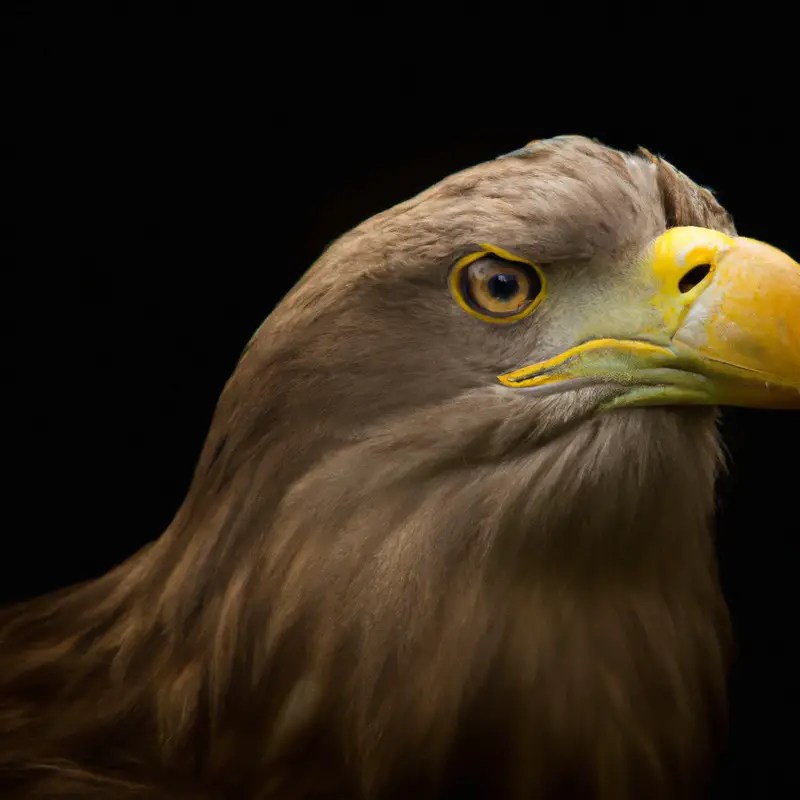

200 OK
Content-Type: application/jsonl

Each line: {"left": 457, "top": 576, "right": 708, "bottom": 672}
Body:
{"left": 1, "top": 135, "right": 798, "bottom": 799}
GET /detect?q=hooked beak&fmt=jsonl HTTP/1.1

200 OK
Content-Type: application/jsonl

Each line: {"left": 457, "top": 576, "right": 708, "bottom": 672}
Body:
{"left": 498, "top": 227, "right": 800, "bottom": 410}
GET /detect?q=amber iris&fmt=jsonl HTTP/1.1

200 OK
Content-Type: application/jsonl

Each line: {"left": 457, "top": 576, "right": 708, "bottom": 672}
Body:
{"left": 461, "top": 257, "right": 541, "bottom": 318}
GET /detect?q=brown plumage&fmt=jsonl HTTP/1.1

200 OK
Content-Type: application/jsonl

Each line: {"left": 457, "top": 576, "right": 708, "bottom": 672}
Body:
{"left": 0, "top": 136, "right": 785, "bottom": 798}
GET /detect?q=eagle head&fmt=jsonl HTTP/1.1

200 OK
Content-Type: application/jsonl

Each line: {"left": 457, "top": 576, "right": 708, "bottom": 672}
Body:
{"left": 3, "top": 135, "right": 798, "bottom": 800}
{"left": 155, "top": 135, "right": 798, "bottom": 798}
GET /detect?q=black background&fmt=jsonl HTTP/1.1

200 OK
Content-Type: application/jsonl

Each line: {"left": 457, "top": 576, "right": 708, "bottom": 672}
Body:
{"left": 2, "top": 4, "right": 798, "bottom": 797}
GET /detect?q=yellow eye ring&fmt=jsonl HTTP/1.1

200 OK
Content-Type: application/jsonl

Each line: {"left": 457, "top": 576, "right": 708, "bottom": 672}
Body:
{"left": 449, "top": 243, "right": 546, "bottom": 324}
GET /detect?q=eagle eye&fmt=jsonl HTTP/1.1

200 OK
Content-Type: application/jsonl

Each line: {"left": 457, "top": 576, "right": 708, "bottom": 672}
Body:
{"left": 450, "top": 247, "right": 546, "bottom": 324}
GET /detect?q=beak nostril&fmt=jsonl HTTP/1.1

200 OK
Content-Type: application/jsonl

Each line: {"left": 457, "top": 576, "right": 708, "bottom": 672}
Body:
{"left": 678, "top": 264, "right": 712, "bottom": 294}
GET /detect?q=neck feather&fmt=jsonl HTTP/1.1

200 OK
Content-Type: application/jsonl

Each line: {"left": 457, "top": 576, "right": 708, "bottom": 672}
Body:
{"left": 0, "top": 400, "right": 731, "bottom": 799}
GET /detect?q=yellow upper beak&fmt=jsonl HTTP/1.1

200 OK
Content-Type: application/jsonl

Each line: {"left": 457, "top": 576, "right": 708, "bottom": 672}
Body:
{"left": 499, "top": 227, "right": 800, "bottom": 410}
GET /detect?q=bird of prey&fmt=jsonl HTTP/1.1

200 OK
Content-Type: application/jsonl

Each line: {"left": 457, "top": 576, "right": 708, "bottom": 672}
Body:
{"left": 1, "top": 135, "right": 798, "bottom": 799}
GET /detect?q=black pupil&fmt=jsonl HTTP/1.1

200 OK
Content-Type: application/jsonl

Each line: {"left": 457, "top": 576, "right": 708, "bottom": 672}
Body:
{"left": 488, "top": 273, "right": 520, "bottom": 301}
